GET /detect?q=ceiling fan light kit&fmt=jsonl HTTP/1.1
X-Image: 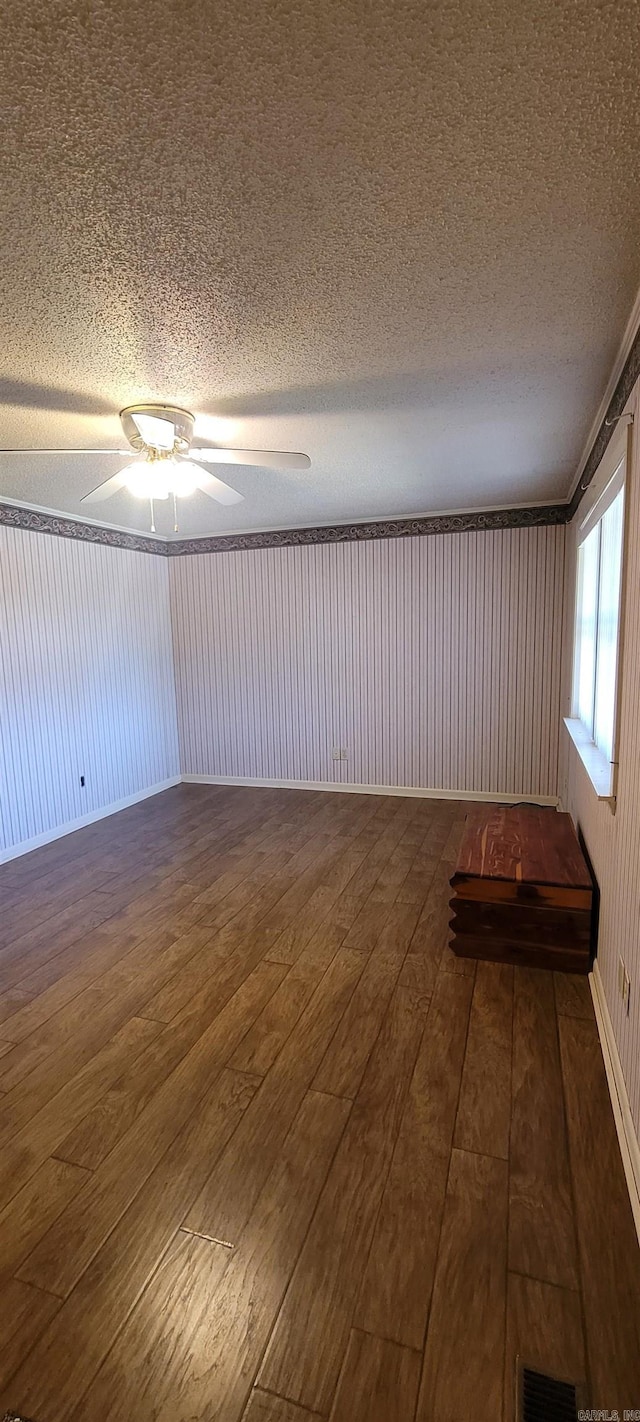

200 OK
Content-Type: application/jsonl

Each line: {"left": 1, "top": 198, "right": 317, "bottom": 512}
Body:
{"left": 0, "top": 402, "right": 311, "bottom": 531}
{"left": 123, "top": 454, "right": 198, "bottom": 502}
{"left": 124, "top": 459, "right": 170, "bottom": 502}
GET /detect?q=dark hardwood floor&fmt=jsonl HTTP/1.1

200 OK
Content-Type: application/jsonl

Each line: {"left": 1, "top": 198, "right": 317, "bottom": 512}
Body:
{"left": 0, "top": 783, "right": 638, "bottom": 1420}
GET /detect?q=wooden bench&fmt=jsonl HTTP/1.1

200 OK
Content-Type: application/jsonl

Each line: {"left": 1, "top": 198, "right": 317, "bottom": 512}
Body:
{"left": 449, "top": 805, "right": 594, "bottom": 974}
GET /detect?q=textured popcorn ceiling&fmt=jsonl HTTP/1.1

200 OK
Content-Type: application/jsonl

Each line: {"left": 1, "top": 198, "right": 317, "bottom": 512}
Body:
{"left": 1, "top": 0, "right": 640, "bottom": 538}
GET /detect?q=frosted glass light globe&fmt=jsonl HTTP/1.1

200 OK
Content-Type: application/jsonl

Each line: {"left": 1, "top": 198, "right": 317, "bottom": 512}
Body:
{"left": 125, "top": 462, "right": 170, "bottom": 500}
{"left": 166, "top": 460, "right": 198, "bottom": 497}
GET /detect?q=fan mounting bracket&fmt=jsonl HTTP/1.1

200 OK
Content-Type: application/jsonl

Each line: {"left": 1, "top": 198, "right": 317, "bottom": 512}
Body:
{"left": 120, "top": 404, "right": 195, "bottom": 454}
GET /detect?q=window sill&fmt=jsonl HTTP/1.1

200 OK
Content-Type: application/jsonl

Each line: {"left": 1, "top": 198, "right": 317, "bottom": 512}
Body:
{"left": 564, "top": 718, "right": 615, "bottom": 803}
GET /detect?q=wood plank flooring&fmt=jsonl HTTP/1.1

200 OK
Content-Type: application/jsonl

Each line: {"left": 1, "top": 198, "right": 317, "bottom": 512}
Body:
{"left": 0, "top": 783, "right": 638, "bottom": 1421}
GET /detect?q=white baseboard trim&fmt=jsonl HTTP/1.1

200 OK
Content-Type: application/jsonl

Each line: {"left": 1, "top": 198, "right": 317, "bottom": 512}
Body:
{"left": 1, "top": 773, "right": 557, "bottom": 865}
{"left": 181, "top": 773, "right": 558, "bottom": 806}
{"left": 0, "top": 776, "right": 182, "bottom": 864}
{"left": 590, "top": 960, "right": 640, "bottom": 1243}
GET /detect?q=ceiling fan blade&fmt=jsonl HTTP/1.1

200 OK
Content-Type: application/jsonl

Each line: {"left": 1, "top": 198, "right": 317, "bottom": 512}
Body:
{"left": 188, "top": 465, "right": 244, "bottom": 506}
{"left": 80, "top": 467, "right": 133, "bottom": 504}
{"left": 190, "top": 446, "right": 311, "bottom": 470}
{"left": 131, "top": 412, "right": 176, "bottom": 450}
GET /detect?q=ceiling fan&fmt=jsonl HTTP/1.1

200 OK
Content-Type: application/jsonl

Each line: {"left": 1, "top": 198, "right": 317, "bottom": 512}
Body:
{"left": 2, "top": 404, "right": 311, "bottom": 530}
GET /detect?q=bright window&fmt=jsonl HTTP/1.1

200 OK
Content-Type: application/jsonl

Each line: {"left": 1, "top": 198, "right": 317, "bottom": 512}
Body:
{"left": 567, "top": 431, "right": 627, "bottom": 800}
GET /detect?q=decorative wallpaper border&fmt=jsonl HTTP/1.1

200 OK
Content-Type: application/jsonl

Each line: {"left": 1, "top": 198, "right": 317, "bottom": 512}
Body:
{"left": 2, "top": 320, "right": 639, "bottom": 558}
{"left": 0, "top": 497, "right": 569, "bottom": 556}
{"left": 165, "top": 503, "right": 568, "bottom": 555}
{"left": 0, "top": 501, "right": 166, "bottom": 555}
{"left": 567, "top": 320, "right": 640, "bottom": 519}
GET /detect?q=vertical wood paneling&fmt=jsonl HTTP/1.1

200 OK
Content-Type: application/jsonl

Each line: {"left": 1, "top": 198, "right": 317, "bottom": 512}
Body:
{"left": 169, "top": 524, "right": 565, "bottom": 800}
{"left": 564, "top": 377, "right": 640, "bottom": 1144}
{"left": 0, "top": 527, "right": 179, "bottom": 855}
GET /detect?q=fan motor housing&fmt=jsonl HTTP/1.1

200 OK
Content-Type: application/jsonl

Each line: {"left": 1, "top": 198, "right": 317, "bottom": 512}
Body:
{"left": 120, "top": 404, "right": 195, "bottom": 453}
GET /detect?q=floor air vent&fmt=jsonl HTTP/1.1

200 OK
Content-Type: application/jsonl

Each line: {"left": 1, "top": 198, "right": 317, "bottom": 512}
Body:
{"left": 516, "top": 1360, "right": 587, "bottom": 1421}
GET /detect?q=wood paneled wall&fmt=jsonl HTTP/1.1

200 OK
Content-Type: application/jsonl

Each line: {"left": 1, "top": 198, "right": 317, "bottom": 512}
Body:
{"left": 170, "top": 525, "right": 565, "bottom": 800}
{"left": 0, "top": 527, "right": 179, "bottom": 856}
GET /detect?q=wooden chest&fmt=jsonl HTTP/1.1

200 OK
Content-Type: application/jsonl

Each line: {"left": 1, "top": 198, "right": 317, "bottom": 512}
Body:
{"left": 449, "top": 806, "right": 594, "bottom": 974}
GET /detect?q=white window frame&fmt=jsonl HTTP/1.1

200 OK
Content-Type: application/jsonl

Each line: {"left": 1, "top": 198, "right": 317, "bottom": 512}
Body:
{"left": 564, "top": 418, "right": 631, "bottom": 806}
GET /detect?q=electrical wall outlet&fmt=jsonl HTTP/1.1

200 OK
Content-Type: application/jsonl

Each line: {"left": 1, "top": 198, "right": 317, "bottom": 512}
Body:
{"left": 332, "top": 747, "right": 342, "bottom": 761}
